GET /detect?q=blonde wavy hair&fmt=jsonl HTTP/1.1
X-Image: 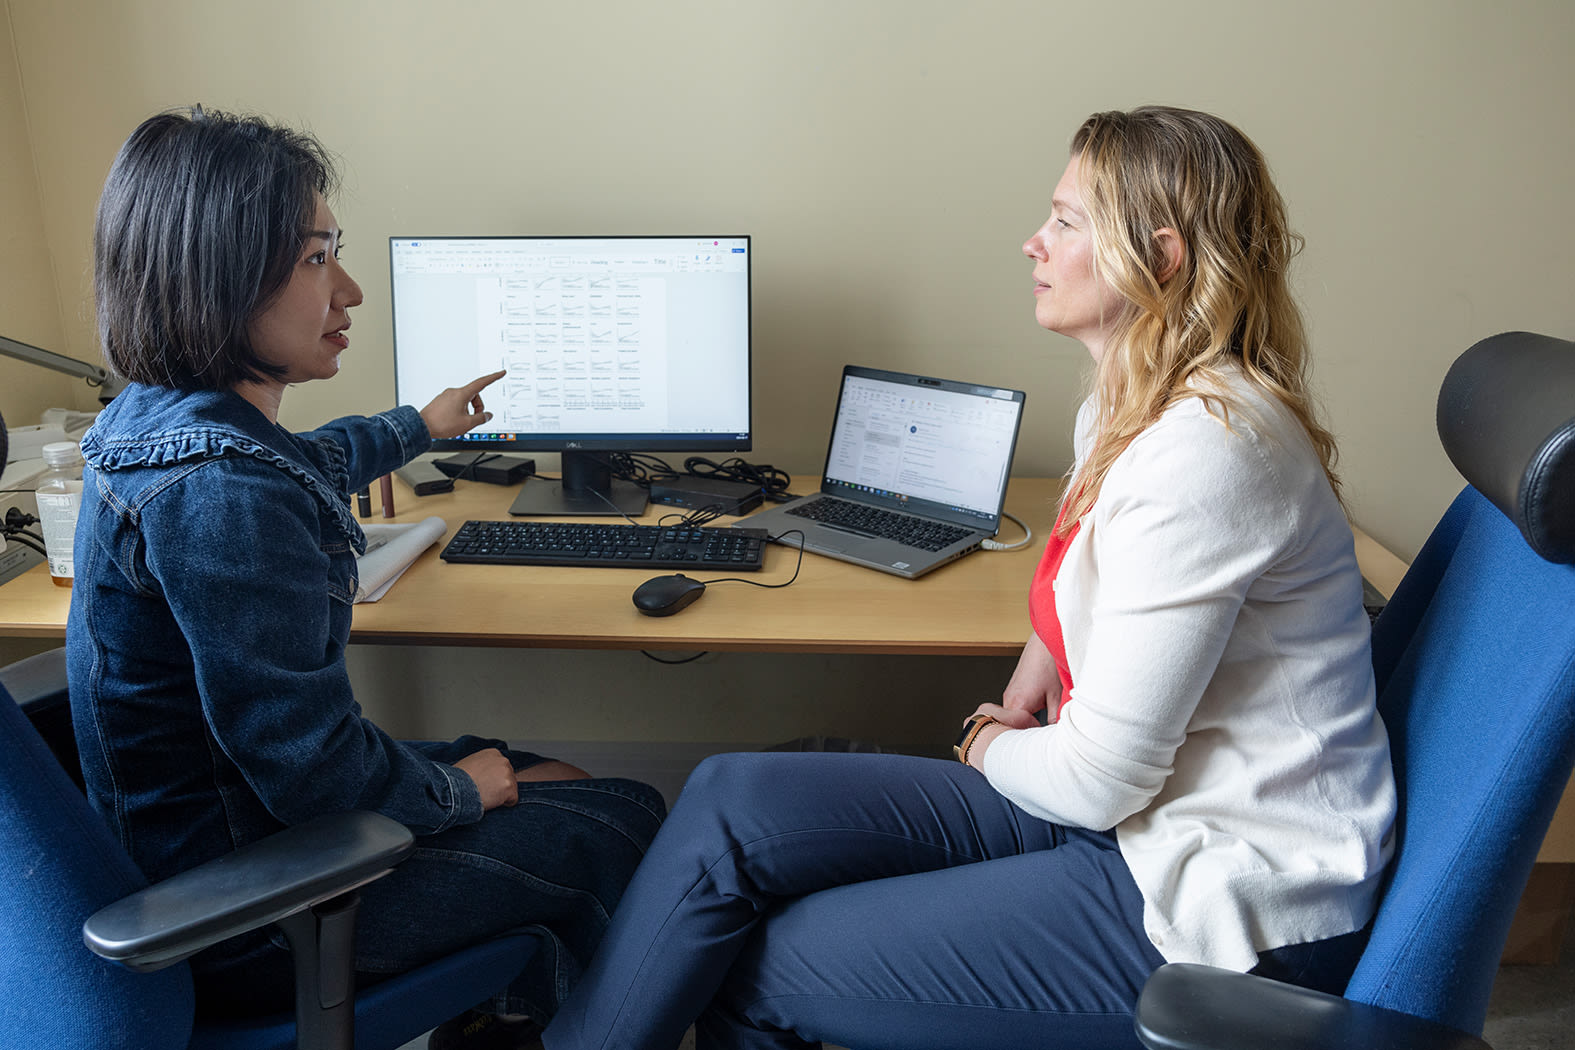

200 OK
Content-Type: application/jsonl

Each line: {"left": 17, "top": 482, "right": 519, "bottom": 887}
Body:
{"left": 1057, "top": 106, "right": 1341, "bottom": 532}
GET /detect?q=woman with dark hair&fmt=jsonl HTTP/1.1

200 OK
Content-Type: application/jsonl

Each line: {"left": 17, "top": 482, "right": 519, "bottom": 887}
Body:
{"left": 69, "top": 107, "right": 665, "bottom": 1049}
{"left": 541, "top": 106, "right": 1396, "bottom": 1050}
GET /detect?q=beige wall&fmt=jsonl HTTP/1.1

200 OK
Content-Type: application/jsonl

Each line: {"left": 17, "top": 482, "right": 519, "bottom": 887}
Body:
{"left": 3, "top": 0, "right": 1572, "bottom": 748}
{"left": 0, "top": 5, "right": 82, "bottom": 427}
{"left": 8, "top": 0, "right": 1573, "bottom": 561}
{"left": 11, "top": 0, "right": 1103, "bottom": 479}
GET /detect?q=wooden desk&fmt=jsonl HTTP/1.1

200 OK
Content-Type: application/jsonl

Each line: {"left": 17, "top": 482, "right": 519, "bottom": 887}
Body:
{"left": 349, "top": 474, "right": 1052, "bottom": 654}
{"left": 0, "top": 474, "right": 1056, "bottom": 655}
{"left": 0, "top": 475, "right": 1426, "bottom": 655}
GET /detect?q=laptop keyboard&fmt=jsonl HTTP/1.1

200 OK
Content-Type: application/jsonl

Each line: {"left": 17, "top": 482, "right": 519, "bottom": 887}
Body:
{"left": 785, "top": 497, "right": 973, "bottom": 552}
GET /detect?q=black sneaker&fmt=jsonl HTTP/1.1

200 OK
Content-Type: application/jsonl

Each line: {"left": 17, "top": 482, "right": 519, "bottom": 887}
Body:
{"left": 428, "top": 1009, "right": 544, "bottom": 1050}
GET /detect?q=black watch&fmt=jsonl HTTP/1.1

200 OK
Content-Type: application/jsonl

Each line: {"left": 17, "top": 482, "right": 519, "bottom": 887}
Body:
{"left": 953, "top": 713, "right": 999, "bottom": 764}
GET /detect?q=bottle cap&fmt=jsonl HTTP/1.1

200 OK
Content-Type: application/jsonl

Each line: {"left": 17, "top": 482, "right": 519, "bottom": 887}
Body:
{"left": 41, "top": 441, "right": 83, "bottom": 468}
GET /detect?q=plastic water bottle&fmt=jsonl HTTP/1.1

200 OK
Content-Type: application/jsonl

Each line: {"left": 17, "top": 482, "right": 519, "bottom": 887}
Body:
{"left": 35, "top": 441, "right": 85, "bottom": 587}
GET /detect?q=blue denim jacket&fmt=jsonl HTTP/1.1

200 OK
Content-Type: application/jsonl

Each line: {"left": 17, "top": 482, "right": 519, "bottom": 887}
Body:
{"left": 66, "top": 383, "right": 491, "bottom": 884}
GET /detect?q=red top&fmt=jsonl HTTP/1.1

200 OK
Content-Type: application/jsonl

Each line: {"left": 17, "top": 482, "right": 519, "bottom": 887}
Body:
{"left": 1027, "top": 502, "right": 1080, "bottom": 719}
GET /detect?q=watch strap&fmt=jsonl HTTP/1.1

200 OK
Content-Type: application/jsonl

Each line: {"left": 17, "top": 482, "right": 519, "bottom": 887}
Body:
{"left": 953, "top": 713, "right": 999, "bottom": 764}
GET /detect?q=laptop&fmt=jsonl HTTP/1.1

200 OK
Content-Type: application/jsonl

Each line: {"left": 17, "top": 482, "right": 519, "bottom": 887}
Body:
{"left": 738, "top": 366, "right": 1027, "bottom": 579}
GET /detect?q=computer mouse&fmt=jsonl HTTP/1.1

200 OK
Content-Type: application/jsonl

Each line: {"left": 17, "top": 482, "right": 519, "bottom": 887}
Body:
{"left": 632, "top": 574, "right": 707, "bottom": 616}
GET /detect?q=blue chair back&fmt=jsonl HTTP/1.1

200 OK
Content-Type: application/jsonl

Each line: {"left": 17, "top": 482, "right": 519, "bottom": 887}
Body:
{"left": 1343, "top": 332, "right": 1575, "bottom": 1034}
{"left": 0, "top": 679, "right": 195, "bottom": 1049}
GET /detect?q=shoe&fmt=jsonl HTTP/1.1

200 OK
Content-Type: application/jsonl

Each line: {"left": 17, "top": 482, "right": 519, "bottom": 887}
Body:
{"left": 428, "top": 1009, "right": 544, "bottom": 1050}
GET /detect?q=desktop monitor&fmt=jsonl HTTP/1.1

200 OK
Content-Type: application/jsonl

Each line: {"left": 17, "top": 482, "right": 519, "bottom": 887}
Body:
{"left": 389, "top": 235, "right": 751, "bottom": 516}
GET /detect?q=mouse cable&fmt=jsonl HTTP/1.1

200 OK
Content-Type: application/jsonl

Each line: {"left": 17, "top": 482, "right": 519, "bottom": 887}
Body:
{"left": 638, "top": 530, "right": 808, "bottom": 667}
{"left": 980, "top": 511, "right": 1033, "bottom": 552}
{"left": 700, "top": 529, "right": 807, "bottom": 591}
{"left": 641, "top": 650, "right": 708, "bottom": 665}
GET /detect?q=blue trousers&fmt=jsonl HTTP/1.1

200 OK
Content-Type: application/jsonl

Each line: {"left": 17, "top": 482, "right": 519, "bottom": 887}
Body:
{"left": 542, "top": 752, "right": 1169, "bottom": 1050}
{"left": 195, "top": 758, "right": 666, "bottom": 1027}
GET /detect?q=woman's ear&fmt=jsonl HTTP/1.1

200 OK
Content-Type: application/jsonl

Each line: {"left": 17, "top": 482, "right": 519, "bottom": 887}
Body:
{"left": 1153, "top": 227, "right": 1185, "bottom": 284}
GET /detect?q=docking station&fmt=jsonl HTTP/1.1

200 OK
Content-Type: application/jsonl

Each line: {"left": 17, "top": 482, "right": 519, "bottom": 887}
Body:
{"left": 648, "top": 476, "right": 763, "bottom": 516}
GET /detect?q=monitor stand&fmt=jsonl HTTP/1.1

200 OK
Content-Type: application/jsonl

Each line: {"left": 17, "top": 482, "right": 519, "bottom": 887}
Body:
{"left": 507, "top": 451, "right": 650, "bottom": 517}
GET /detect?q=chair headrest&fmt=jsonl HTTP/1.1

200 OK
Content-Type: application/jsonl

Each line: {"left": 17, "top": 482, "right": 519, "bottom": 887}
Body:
{"left": 1437, "top": 331, "right": 1575, "bottom": 564}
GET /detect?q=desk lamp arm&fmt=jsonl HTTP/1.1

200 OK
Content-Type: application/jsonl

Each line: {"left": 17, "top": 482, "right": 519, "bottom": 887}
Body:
{"left": 0, "top": 333, "right": 122, "bottom": 402}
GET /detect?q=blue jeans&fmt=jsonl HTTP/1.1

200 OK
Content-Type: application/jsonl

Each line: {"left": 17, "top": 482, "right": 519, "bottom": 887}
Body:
{"left": 542, "top": 752, "right": 1170, "bottom": 1050}
{"left": 195, "top": 754, "right": 666, "bottom": 1027}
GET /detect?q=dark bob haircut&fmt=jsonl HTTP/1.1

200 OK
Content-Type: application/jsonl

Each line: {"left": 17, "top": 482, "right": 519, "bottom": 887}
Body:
{"left": 94, "top": 106, "right": 338, "bottom": 390}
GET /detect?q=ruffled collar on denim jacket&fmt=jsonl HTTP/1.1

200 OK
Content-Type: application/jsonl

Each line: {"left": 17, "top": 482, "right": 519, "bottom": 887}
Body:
{"left": 82, "top": 383, "right": 366, "bottom": 552}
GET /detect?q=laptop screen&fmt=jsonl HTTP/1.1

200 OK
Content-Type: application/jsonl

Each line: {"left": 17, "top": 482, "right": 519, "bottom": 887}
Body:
{"left": 822, "top": 367, "right": 1026, "bottom": 525}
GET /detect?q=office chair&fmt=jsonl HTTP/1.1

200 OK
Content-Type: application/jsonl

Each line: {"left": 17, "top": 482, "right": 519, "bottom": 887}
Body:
{"left": 0, "top": 653, "right": 548, "bottom": 1050}
{"left": 1134, "top": 330, "right": 1575, "bottom": 1050}
{"left": 0, "top": 412, "right": 539, "bottom": 1050}
{"left": 0, "top": 647, "right": 543, "bottom": 1050}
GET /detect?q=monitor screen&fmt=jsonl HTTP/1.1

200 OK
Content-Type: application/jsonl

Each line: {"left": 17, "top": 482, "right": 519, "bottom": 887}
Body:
{"left": 389, "top": 235, "right": 751, "bottom": 515}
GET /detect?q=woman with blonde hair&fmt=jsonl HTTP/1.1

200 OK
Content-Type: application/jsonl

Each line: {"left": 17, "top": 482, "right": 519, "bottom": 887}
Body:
{"left": 543, "top": 106, "right": 1395, "bottom": 1050}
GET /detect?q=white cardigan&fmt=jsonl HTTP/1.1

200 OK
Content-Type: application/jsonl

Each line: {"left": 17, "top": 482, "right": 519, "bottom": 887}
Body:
{"left": 983, "top": 375, "right": 1396, "bottom": 971}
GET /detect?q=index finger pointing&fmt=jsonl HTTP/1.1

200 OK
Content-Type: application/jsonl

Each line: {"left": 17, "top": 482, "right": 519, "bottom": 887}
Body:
{"left": 461, "top": 370, "right": 507, "bottom": 397}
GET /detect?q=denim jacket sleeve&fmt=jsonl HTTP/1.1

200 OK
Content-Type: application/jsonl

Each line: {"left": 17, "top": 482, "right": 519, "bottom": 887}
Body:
{"left": 303, "top": 405, "right": 431, "bottom": 494}
{"left": 139, "top": 449, "right": 483, "bottom": 834}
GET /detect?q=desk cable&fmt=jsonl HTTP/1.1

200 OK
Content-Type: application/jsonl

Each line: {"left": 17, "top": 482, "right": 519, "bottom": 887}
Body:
{"left": 640, "top": 529, "right": 807, "bottom": 666}
{"left": 1, "top": 507, "right": 46, "bottom": 557}
{"left": 600, "top": 453, "right": 793, "bottom": 503}
{"left": 980, "top": 511, "right": 1033, "bottom": 551}
{"left": 693, "top": 528, "right": 806, "bottom": 591}
{"left": 445, "top": 451, "right": 501, "bottom": 481}
{"left": 587, "top": 491, "right": 740, "bottom": 532}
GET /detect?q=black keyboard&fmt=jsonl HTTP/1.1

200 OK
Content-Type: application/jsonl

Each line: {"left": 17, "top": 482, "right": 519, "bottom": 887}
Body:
{"left": 784, "top": 497, "right": 973, "bottom": 552}
{"left": 440, "top": 520, "right": 769, "bottom": 570}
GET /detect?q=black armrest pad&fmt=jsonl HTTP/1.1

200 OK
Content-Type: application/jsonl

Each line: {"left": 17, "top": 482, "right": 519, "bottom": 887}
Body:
{"left": 0, "top": 646, "right": 68, "bottom": 709}
{"left": 1134, "top": 964, "right": 1490, "bottom": 1050}
{"left": 84, "top": 810, "right": 414, "bottom": 972}
{"left": 1438, "top": 331, "right": 1575, "bottom": 563}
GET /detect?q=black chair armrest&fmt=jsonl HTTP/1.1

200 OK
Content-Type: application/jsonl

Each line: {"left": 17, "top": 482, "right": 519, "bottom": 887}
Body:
{"left": 0, "top": 645, "right": 68, "bottom": 708}
{"left": 84, "top": 810, "right": 414, "bottom": 973}
{"left": 1134, "top": 963, "right": 1491, "bottom": 1050}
